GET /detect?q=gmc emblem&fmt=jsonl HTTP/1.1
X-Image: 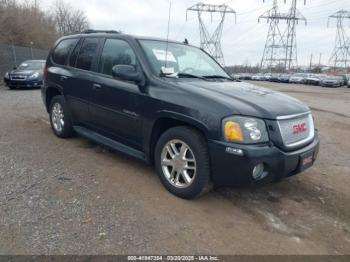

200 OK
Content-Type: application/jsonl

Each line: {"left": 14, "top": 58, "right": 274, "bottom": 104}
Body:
{"left": 293, "top": 123, "right": 307, "bottom": 134}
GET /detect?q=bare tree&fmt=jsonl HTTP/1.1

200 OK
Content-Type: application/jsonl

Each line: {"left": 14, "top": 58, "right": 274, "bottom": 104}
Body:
{"left": 53, "top": 0, "right": 89, "bottom": 36}
{"left": 0, "top": 0, "right": 58, "bottom": 48}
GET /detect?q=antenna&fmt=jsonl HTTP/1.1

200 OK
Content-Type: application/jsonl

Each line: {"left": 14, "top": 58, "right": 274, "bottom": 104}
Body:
{"left": 164, "top": 0, "right": 172, "bottom": 70}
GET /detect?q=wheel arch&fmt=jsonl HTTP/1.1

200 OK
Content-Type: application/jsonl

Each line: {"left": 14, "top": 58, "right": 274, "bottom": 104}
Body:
{"left": 45, "top": 86, "right": 63, "bottom": 112}
{"left": 147, "top": 113, "right": 209, "bottom": 165}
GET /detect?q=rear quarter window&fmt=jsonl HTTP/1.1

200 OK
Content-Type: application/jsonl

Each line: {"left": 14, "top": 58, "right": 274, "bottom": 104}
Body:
{"left": 51, "top": 38, "right": 79, "bottom": 65}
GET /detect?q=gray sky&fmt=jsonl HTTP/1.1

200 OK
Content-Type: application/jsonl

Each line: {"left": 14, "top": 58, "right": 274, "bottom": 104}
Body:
{"left": 40, "top": 0, "right": 350, "bottom": 66}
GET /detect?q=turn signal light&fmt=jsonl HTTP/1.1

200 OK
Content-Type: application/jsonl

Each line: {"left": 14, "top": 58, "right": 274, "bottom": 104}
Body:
{"left": 224, "top": 121, "right": 244, "bottom": 142}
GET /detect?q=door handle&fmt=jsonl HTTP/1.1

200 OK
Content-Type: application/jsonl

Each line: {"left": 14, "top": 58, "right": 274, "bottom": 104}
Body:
{"left": 92, "top": 83, "right": 102, "bottom": 90}
{"left": 60, "top": 75, "right": 68, "bottom": 81}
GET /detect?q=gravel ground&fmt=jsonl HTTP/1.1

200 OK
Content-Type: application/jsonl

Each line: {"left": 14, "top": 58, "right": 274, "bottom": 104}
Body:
{"left": 0, "top": 82, "right": 349, "bottom": 255}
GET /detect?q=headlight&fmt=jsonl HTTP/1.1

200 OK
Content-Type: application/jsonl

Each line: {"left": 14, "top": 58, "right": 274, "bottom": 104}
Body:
{"left": 223, "top": 116, "right": 269, "bottom": 144}
{"left": 29, "top": 72, "right": 40, "bottom": 79}
{"left": 4, "top": 72, "right": 9, "bottom": 79}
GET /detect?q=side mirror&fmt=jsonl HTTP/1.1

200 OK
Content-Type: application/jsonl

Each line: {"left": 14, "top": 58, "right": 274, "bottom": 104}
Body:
{"left": 112, "top": 65, "right": 143, "bottom": 83}
{"left": 13, "top": 66, "right": 17, "bottom": 70}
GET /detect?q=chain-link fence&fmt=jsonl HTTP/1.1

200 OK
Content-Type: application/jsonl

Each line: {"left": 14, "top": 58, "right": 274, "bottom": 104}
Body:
{"left": 0, "top": 42, "right": 49, "bottom": 77}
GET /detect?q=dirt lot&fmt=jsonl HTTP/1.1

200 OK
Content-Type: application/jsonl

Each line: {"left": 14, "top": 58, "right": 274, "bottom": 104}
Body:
{"left": 0, "top": 82, "right": 349, "bottom": 255}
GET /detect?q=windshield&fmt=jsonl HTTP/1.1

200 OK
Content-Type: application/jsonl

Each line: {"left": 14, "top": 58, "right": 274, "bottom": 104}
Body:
{"left": 18, "top": 61, "right": 44, "bottom": 70}
{"left": 139, "top": 40, "right": 229, "bottom": 79}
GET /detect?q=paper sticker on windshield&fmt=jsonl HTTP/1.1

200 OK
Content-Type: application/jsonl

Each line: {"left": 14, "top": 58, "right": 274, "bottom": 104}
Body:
{"left": 152, "top": 49, "right": 176, "bottom": 62}
{"left": 161, "top": 66, "right": 175, "bottom": 75}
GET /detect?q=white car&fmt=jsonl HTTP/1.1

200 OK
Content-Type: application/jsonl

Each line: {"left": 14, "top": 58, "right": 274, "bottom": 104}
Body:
{"left": 251, "top": 74, "right": 265, "bottom": 81}
{"left": 289, "top": 73, "right": 309, "bottom": 84}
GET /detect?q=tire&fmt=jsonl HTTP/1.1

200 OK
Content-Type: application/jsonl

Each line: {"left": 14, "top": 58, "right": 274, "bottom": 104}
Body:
{"left": 49, "top": 95, "right": 74, "bottom": 138}
{"left": 155, "top": 126, "right": 212, "bottom": 199}
{"left": 8, "top": 86, "right": 16, "bottom": 90}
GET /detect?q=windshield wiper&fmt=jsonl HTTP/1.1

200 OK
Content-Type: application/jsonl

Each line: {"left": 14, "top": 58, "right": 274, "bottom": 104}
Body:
{"left": 202, "top": 75, "right": 234, "bottom": 81}
{"left": 177, "top": 73, "right": 208, "bottom": 80}
{"left": 160, "top": 72, "right": 208, "bottom": 81}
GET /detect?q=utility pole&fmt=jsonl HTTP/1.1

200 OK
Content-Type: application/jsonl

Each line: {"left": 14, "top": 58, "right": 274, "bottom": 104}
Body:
{"left": 259, "top": 0, "right": 289, "bottom": 72}
{"left": 318, "top": 53, "right": 322, "bottom": 67}
{"left": 328, "top": 10, "right": 350, "bottom": 73}
{"left": 186, "top": 3, "right": 236, "bottom": 66}
{"left": 11, "top": 40, "right": 17, "bottom": 67}
{"left": 309, "top": 53, "right": 313, "bottom": 71}
{"left": 284, "top": 0, "right": 307, "bottom": 72}
{"left": 30, "top": 41, "right": 34, "bottom": 59}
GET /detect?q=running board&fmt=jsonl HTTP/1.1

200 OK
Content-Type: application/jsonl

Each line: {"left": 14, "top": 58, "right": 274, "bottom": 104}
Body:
{"left": 73, "top": 125, "right": 146, "bottom": 161}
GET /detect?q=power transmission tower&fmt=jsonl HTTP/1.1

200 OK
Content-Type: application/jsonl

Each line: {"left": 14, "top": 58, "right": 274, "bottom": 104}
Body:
{"left": 259, "top": 0, "right": 289, "bottom": 72}
{"left": 328, "top": 10, "right": 350, "bottom": 72}
{"left": 186, "top": 3, "right": 236, "bottom": 66}
{"left": 260, "top": 0, "right": 306, "bottom": 72}
{"left": 284, "top": 0, "right": 307, "bottom": 71}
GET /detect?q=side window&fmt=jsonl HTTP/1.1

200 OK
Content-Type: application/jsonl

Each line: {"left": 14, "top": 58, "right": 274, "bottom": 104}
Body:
{"left": 52, "top": 38, "right": 78, "bottom": 65}
{"left": 69, "top": 38, "right": 82, "bottom": 67}
{"left": 98, "top": 39, "right": 137, "bottom": 76}
{"left": 76, "top": 38, "right": 100, "bottom": 71}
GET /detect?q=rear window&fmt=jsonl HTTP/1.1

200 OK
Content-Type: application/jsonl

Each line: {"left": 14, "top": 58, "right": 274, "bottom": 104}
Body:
{"left": 52, "top": 38, "right": 79, "bottom": 65}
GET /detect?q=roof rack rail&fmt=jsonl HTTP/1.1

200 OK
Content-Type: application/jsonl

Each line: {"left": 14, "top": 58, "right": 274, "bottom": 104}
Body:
{"left": 82, "top": 29, "right": 120, "bottom": 34}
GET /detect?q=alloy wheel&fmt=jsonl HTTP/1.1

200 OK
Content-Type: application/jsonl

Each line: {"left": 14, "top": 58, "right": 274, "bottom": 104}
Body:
{"left": 160, "top": 139, "right": 197, "bottom": 188}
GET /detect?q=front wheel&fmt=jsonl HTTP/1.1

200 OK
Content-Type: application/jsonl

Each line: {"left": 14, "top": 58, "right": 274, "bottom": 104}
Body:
{"left": 155, "top": 126, "right": 212, "bottom": 199}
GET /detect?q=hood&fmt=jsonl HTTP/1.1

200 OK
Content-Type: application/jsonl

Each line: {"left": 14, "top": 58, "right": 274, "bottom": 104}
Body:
{"left": 173, "top": 80, "right": 310, "bottom": 120}
{"left": 10, "top": 69, "right": 38, "bottom": 76}
{"left": 323, "top": 79, "right": 338, "bottom": 82}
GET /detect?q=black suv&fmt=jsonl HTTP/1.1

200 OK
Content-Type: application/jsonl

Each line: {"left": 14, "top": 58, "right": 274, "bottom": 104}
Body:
{"left": 42, "top": 30, "right": 320, "bottom": 199}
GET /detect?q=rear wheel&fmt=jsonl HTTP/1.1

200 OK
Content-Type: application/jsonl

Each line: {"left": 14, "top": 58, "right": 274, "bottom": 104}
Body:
{"left": 155, "top": 126, "right": 212, "bottom": 199}
{"left": 49, "top": 95, "right": 74, "bottom": 138}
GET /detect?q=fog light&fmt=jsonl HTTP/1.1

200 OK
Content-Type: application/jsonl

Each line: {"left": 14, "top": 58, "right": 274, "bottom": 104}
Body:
{"left": 252, "top": 163, "right": 267, "bottom": 180}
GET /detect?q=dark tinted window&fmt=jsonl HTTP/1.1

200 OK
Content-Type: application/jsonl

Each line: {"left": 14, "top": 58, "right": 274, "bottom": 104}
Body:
{"left": 98, "top": 39, "right": 137, "bottom": 76}
{"left": 69, "top": 39, "right": 82, "bottom": 67}
{"left": 52, "top": 38, "right": 78, "bottom": 65}
{"left": 76, "top": 38, "right": 100, "bottom": 71}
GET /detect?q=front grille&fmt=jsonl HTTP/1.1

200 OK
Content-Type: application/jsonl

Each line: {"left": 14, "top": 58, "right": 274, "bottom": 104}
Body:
{"left": 277, "top": 113, "right": 314, "bottom": 148}
{"left": 11, "top": 75, "right": 27, "bottom": 81}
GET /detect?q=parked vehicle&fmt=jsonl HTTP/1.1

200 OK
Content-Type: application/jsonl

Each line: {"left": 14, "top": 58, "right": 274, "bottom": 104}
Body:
{"left": 321, "top": 76, "right": 343, "bottom": 88}
{"left": 251, "top": 74, "right": 265, "bottom": 81}
{"left": 336, "top": 75, "right": 348, "bottom": 86}
{"left": 3, "top": 60, "right": 45, "bottom": 89}
{"left": 269, "top": 73, "right": 280, "bottom": 82}
{"left": 264, "top": 73, "right": 272, "bottom": 81}
{"left": 277, "top": 74, "right": 290, "bottom": 83}
{"left": 42, "top": 30, "right": 320, "bottom": 199}
{"left": 289, "top": 73, "right": 308, "bottom": 84}
{"left": 304, "top": 74, "right": 327, "bottom": 86}
{"left": 240, "top": 73, "right": 253, "bottom": 80}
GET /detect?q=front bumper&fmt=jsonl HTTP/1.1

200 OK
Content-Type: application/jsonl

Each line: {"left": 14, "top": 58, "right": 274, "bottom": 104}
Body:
{"left": 208, "top": 131, "right": 320, "bottom": 186}
{"left": 6, "top": 79, "right": 43, "bottom": 88}
{"left": 322, "top": 82, "right": 339, "bottom": 87}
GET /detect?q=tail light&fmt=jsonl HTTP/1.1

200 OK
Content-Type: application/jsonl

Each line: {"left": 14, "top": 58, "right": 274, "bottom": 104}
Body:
{"left": 43, "top": 64, "right": 48, "bottom": 80}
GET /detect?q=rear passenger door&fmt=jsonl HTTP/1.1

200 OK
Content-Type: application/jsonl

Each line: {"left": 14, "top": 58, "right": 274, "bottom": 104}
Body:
{"left": 65, "top": 37, "right": 102, "bottom": 125}
{"left": 90, "top": 38, "right": 143, "bottom": 149}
